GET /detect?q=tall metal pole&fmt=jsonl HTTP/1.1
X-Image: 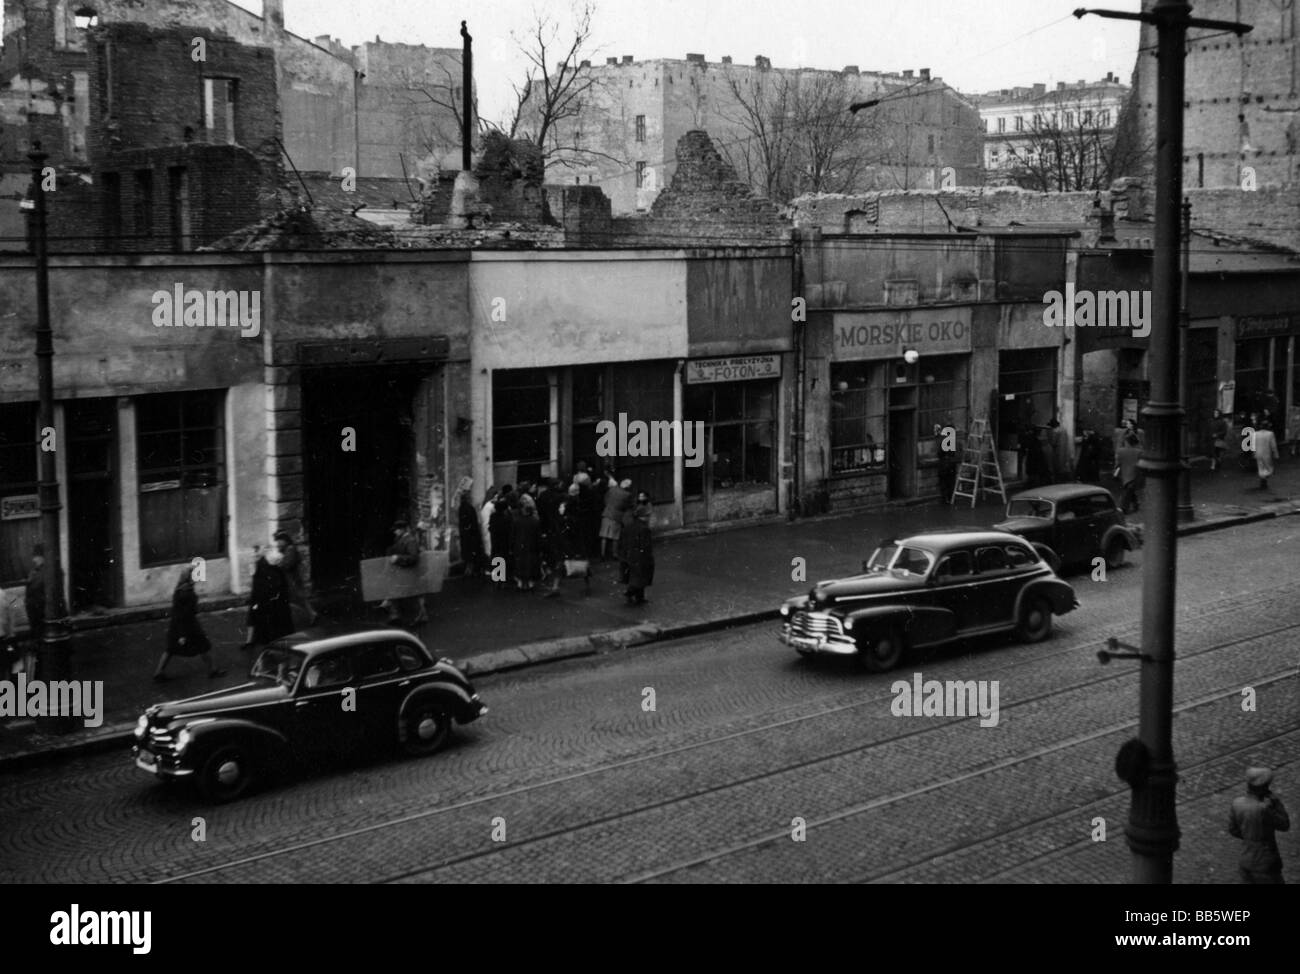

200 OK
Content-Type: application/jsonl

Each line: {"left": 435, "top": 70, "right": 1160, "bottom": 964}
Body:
{"left": 29, "top": 146, "right": 73, "bottom": 731}
{"left": 1177, "top": 200, "right": 1194, "bottom": 522}
{"left": 460, "top": 21, "right": 473, "bottom": 172}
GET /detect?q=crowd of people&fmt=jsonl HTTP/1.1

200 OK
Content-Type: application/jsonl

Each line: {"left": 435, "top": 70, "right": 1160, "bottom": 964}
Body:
{"left": 456, "top": 462, "right": 656, "bottom": 606}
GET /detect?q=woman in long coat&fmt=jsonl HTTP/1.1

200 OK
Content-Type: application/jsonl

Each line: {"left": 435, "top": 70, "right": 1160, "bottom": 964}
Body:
{"left": 155, "top": 569, "right": 225, "bottom": 680}
{"left": 457, "top": 480, "right": 485, "bottom": 574}
{"left": 620, "top": 504, "right": 655, "bottom": 606}
{"left": 488, "top": 498, "right": 514, "bottom": 589}
{"left": 510, "top": 495, "right": 542, "bottom": 590}
{"left": 245, "top": 547, "right": 294, "bottom": 648}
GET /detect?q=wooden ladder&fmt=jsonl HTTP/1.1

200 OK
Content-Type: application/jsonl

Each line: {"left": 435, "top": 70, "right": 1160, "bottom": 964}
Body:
{"left": 951, "top": 418, "right": 1007, "bottom": 508}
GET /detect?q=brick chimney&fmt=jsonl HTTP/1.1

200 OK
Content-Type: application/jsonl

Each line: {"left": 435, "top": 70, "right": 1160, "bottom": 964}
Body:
{"left": 265, "top": 0, "right": 284, "bottom": 31}
{"left": 686, "top": 53, "right": 705, "bottom": 64}
{"left": 902, "top": 69, "right": 913, "bottom": 79}
{"left": 622, "top": 55, "right": 633, "bottom": 65}
{"left": 843, "top": 65, "right": 859, "bottom": 75}
{"left": 919, "top": 67, "right": 930, "bottom": 81}
{"left": 722, "top": 55, "right": 732, "bottom": 64}
{"left": 755, "top": 55, "right": 771, "bottom": 70}
{"left": 1033, "top": 82, "right": 1046, "bottom": 97}
{"left": 606, "top": 57, "right": 618, "bottom": 65}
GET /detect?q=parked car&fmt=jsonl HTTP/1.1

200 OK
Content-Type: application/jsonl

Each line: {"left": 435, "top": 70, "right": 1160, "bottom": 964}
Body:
{"left": 994, "top": 483, "right": 1142, "bottom": 573}
{"left": 778, "top": 530, "right": 1078, "bottom": 672}
{"left": 132, "top": 625, "right": 487, "bottom": 802}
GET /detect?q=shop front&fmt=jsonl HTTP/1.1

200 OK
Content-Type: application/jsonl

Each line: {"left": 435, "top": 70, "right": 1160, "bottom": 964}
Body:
{"left": 1233, "top": 315, "right": 1298, "bottom": 441}
{"left": 682, "top": 354, "right": 782, "bottom": 524}
{"left": 820, "top": 307, "right": 973, "bottom": 505}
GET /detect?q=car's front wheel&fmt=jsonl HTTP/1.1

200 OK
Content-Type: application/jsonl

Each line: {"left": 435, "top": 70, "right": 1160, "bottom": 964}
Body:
{"left": 198, "top": 744, "right": 255, "bottom": 803}
{"left": 1103, "top": 536, "right": 1128, "bottom": 570}
{"left": 856, "top": 628, "right": 905, "bottom": 673}
{"left": 1016, "top": 596, "right": 1053, "bottom": 643}
{"left": 398, "top": 696, "right": 452, "bottom": 756}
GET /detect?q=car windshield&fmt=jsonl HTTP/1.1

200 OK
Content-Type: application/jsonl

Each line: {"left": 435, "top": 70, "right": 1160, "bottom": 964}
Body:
{"left": 865, "top": 544, "right": 933, "bottom": 576}
{"left": 250, "top": 646, "right": 307, "bottom": 688}
{"left": 1007, "top": 498, "right": 1054, "bottom": 518}
{"left": 865, "top": 545, "right": 899, "bottom": 573}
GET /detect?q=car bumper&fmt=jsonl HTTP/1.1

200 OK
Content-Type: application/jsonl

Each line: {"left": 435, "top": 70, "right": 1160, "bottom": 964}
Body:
{"left": 779, "top": 629, "right": 859, "bottom": 657}
{"left": 132, "top": 744, "right": 194, "bottom": 779}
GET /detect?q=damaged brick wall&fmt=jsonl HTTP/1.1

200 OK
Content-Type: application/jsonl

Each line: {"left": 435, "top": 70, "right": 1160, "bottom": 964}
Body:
{"left": 649, "top": 130, "right": 781, "bottom": 224}
{"left": 472, "top": 132, "right": 551, "bottom": 224}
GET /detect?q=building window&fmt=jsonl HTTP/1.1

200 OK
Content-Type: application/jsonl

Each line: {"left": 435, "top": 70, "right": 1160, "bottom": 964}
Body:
{"left": 1064, "top": 111, "right": 1074, "bottom": 127}
{"left": 997, "top": 348, "right": 1057, "bottom": 453}
{"left": 684, "top": 381, "right": 777, "bottom": 494}
{"left": 492, "top": 368, "right": 554, "bottom": 485}
{"left": 917, "top": 357, "right": 970, "bottom": 463}
{"left": 136, "top": 391, "right": 226, "bottom": 565}
{"left": 1014, "top": 116, "right": 1024, "bottom": 132}
{"left": 168, "top": 166, "right": 190, "bottom": 252}
{"left": 1032, "top": 113, "right": 1043, "bottom": 128}
{"left": 133, "top": 169, "right": 153, "bottom": 242}
{"left": 73, "top": 6, "right": 99, "bottom": 29}
{"left": 927, "top": 133, "right": 935, "bottom": 154}
{"left": 0, "top": 403, "right": 40, "bottom": 586}
{"left": 635, "top": 114, "right": 646, "bottom": 142}
{"left": 635, "top": 161, "right": 647, "bottom": 188}
{"left": 1098, "top": 110, "right": 1111, "bottom": 127}
{"left": 983, "top": 118, "right": 990, "bottom": 132}
{"left": 1082, "top": 110, "right": 1093, "bottom": 125}
{"left": 203, "top": 77, "right": 237, "bottom": 144}
{"left": 829, "top": 363, "right": 885, "bottom": 475}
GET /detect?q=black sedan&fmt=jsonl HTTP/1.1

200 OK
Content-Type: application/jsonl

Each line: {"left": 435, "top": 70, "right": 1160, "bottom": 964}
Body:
{"left": 133, "top": 625, "right": 487, "bottom": 802}
{"left": 994, "top": 483, "right": 1142, "bottom": 573}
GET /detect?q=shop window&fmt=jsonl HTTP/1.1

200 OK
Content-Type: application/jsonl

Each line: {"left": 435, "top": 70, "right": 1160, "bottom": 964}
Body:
{"left": 998, "top": 348, "right": 1057, "bottom": 452}
{"left": 136, "top": 391, "right": 226, "bottom": 565}
{"left": 1234, "top": 336, "right": 1288, "bottom": 425}
{"left": 830, "top": 362, "right": 886, "bottom": 475}
{"left": 0, "top": 403, "right": 41, "bottom": 586}
{"left": 492, "top": 368, "right": 553, "bottom": 485}
{"left": 684, "top": 382, "right": 777, "bottom": 493}
{"left": 916, "top": 357, "right": 970, "bottom": 463}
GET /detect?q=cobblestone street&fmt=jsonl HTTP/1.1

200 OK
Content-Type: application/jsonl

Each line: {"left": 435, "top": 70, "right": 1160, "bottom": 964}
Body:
{"left": 2, "top": 517, "right": 1295, "bottom": 884}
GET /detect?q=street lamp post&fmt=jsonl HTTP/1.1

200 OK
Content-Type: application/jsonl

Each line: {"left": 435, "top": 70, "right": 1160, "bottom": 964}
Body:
{"left": 1074, "top": 2, "right": 1251, "bottom": 883}
{"left": 1178, "top": 199, "right": 1194, "bottom": 522}
{"left": 28, "top": 145, "right": 74, "bottom": 733}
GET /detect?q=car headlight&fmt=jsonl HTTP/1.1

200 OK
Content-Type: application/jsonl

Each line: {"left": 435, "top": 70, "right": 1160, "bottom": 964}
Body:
{"left": 843, "top": 617, "right": 854, "bottom": 631}
{"left": 779, "top": 605, "right": 790, "bottom": 618}
{"left": 134, "top": 715, "right": 148, "bottom": 739}
{"left": 175, "top": 727, "right": 192, "bottom": 754}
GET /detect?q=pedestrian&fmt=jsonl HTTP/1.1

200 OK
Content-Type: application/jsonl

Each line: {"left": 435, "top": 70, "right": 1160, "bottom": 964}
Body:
{"left": 273, "top": 529, "right": 316, "bottom": 626}
{"left": 1228, "top": 766, "right": 1290, "bottom": 884}
{"left": 1, "top": 586, "right": 20, "bottom": 676}
{"left": 1047, "top": 418, "right": 1072, "bottom": 483}
{"left": 154, "top": 568, "right": 225, "bottom": 682}
{"left": 1075, "top": 429, "right": 1101, "bottom": 483}
{"left": 479, "top": 485, "right": 499, "bottom": 567}
{"left": 620, "top": 498, "right": 655, "bottom": 606}
{"left": 1252, "top": 419, "right": 1281, "bottom": 492}
{"left": 510, "top": 494, "right": 542, "bottom": 591}
{"left": 1113, "top": 417, "right": 1145, "bottom": 455}
{"left": 245, "top": 544, "right": 294, "bottom": 649}
{"left": 1114, "top": 432, "right": 1144, "bottom": 514}
{"left": 385, "top": 518, "right": 424, "bottom": 624}
{"left": 456, "top": 477, "right": 485, "bottom": 576}
{"left": 600, "top": 477, "right": 633, "bottom": 560}
{"left": 488, "top": 497, "right": 513, "bottom": 590}
{"left": 1211, "top": 409, "right": 1231, "bottom": 471}
{"left": 24, "top": 544, "right": 45, "bottom": 647}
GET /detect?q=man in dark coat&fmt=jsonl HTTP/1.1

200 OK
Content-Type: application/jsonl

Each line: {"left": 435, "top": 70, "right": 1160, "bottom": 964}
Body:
{"left": 457, "top": 479, "right": 485, "bottom": 576}
{"left": 620, "top": 501, "right": 655, "bottom": 606}
{"left": 24, "top": 545, "right": 45, "bottom": 645}
{"left": 154, "top": 568, "right": 225, "bottom": 681}
{"left": 488, "top": 499, "right": 513, "bottom": 589}
{"left": 1075, "top": 429, "right": 1101, "bottom": 483}
{"left": 274, "top": 529, "right": 316, "bottom": 626}
{"left": 1228, "top": 767, "right": 1290, "bottom": 884}
{"left": 1114, "top": 433, "right": 1144, "bottom": 514}
{"left": 510, "top": 495, "right": 542, "bottom": 590}
{"left": 245, "top": 546, "right": 293, "bottom": 647}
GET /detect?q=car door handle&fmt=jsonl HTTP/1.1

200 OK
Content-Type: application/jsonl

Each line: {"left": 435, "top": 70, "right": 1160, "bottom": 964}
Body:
{"left": 399, "top": 680, "right": 411, "bottom": 687}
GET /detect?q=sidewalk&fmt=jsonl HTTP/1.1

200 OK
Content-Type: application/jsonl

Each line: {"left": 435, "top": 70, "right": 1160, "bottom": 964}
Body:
{"left": 3, "top": 458, "right": 1298, "bottom": 769}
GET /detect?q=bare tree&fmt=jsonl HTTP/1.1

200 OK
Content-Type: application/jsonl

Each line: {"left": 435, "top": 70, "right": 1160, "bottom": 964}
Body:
{"left": 503, "top": 2, "right": 626, "bottom": 171}
{"left": 715, "top": 66, "right": 801, "bottom": 202}
{"left": 996, "top": 89, "right": 1132, "bottom": 191}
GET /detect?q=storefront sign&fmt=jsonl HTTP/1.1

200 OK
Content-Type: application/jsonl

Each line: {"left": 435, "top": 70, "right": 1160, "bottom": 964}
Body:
{"left": 0, "top": 494, "right": 39, "bottom": 521}
{"left": 686, "top": 354, "right": 782, "bottom": 384}
{"left": 832, "top": 309, "right": 972, "bottom": 361}
{"left": 1237, "top": 316, "right": 1293, "bottom": 340}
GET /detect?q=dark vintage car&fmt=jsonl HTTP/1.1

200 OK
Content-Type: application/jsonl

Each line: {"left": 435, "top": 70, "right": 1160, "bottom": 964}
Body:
{"left": 133, "top": 625, "right": 487, "bottom": 802}
{"left": 994, "top": 483, "right": 1142, "bottom": 573}
{"left": 779, "top": 531, "right": 1078, "bottom": 672}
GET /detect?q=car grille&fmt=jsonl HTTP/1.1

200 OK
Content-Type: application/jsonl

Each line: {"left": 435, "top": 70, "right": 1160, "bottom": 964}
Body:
{"left": 145, "top": 725, "right": 181, "bottom": 759}
{"left": 788, "top": 610, "right": 846, "bottom": 640}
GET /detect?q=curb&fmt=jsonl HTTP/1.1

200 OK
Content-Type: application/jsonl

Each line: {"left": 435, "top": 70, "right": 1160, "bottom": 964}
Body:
{"left": 3, "top": 504, "right": 1296, "bottom": 773}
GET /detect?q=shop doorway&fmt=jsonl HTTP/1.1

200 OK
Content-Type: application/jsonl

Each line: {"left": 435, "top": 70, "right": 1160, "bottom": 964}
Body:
{"left": 66, "top": 399, "right": 121, "bottom": 610}
{"left": 887, "top": 394, "right": 917, "bottom": 500}
{"left": 302, "top": 367, "right": 424, "bottom": 597}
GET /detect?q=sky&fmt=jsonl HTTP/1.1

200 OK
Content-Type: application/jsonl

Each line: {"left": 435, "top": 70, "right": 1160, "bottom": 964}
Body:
{"left": 236, "top": 0, "right": 1145, "bottom": 124}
